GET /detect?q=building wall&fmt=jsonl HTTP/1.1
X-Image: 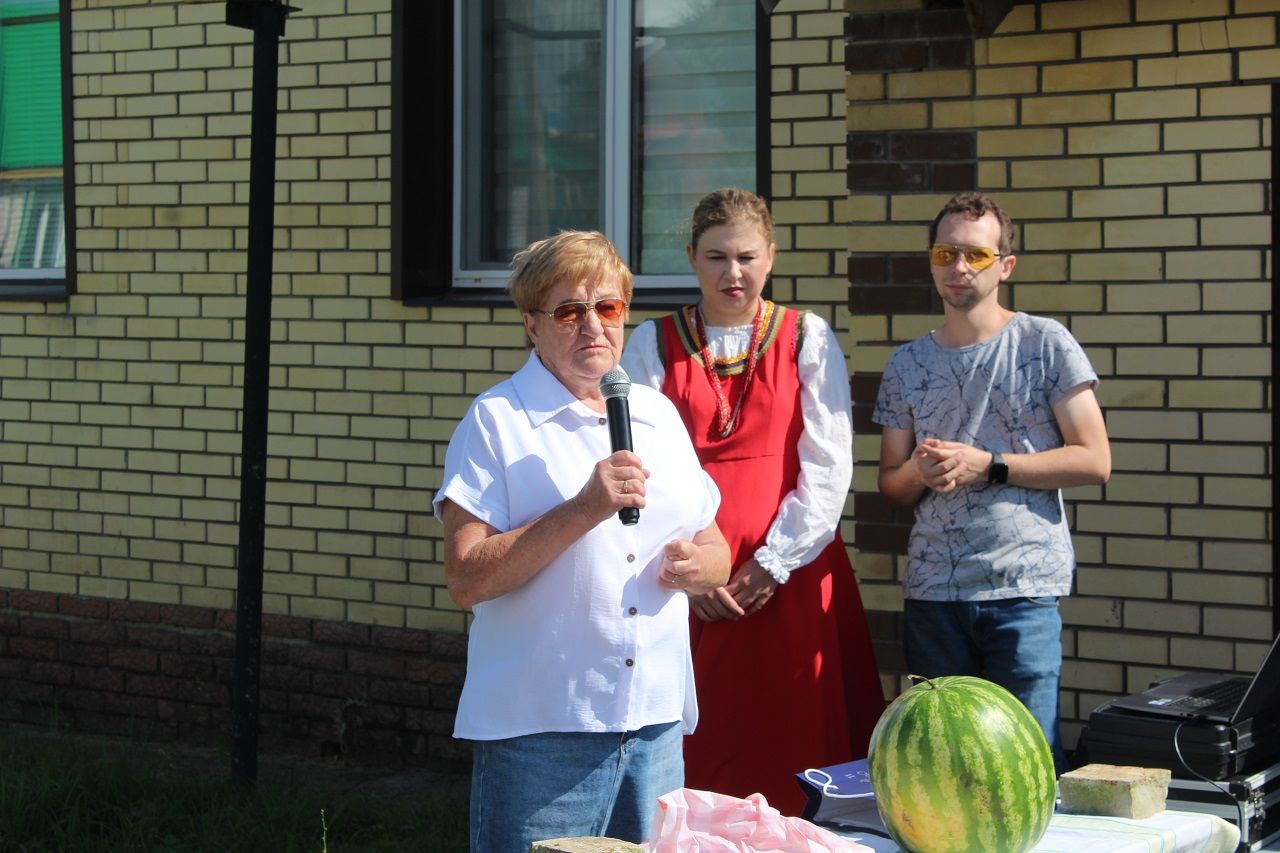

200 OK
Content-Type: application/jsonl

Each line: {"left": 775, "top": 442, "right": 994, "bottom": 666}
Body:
{"left": 847, "top": 0, "right": 1276, "bottom": 749}
{"left": 0, "top": 0, "right": 862, "bottom": 757}
{"left": 4, "top": 0, "right": 1272, "bottom": 762}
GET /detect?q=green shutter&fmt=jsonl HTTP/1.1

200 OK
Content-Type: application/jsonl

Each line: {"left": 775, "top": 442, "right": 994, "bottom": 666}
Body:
{"left": 0, "top": 12, "right": 64, "bottom": 171}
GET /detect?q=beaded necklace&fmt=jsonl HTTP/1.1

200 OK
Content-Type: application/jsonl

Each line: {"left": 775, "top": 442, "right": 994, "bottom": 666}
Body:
{"left": 693, "top": 299, "right": 769, "bottom": 439}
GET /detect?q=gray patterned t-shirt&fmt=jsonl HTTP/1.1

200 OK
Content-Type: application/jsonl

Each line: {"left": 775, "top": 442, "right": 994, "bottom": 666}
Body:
{"left": 873, "top": 312, "right": 1098, "bottom": 601}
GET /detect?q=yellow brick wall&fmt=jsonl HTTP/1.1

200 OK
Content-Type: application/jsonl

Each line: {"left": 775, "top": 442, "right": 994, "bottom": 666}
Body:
{"left": 848, "top": 0, "right": 1275, "bottom": 743}
{"left": 1, "top": 2, "right": 856, "bottom": 641}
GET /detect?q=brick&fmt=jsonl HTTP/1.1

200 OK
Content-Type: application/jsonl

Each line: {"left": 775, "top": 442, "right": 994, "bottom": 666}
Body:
{"left": 1136, "top": 52, "right": 1233, "bottom": 85}
{"left": 1169, "top": 183, "right": 1265, "bottom": 214}
{"left": 846, "top": 72, "right": 885, "bottom": 101}
{"left": 1096, "top": 381, "right": 1166, "bottom": 409}
{"left": 1115, "top": 347, "right": 1198, "bottom": 376}
{"left": 1203, "top": 541, "right": 1273, "bottom": 574}
{"left": 1105, "top": 218, "right": 1196, "bottom": 248}
{"left": 1010, "top": 158, "right": 1099, "bottom": 187}
{"left": 1076, "top": 505, "right": 1167, "bottom": 535}
{"left": 1169, "top": 379, "right": 1263, "bottom": 409}
{"left": 1014, "top": 283, "right": 1103, "bottom": 313}
{"left": 1167, "top": 119, "right": 1261, "bottom": 151}
{"left": 1102, "top": 153, "right": 1196, "bottom": 185}
{"left": 975, "top": 66, "right": 1038, "bottom": 95}
{"left": 886, "top": 69, "right": 972, "bottom": 100}
{"left": 1023, "top": 221, "right": 1100, "bottom": 250}
{"left": 1168, "top": 314, "right": 1263, "bottom": 344}
{"left": 1135, "top": 0, "right": 1230, "bottom": 20}
{"left": 1082, "top": 25, "right": 1173, "bottom": 58}
{"left": 847, "top": 102, "right": 929, "bottom": 131}
{"left": 1072, "top": 187, "right": 1163, "bottom": 218}
{"left": 1203, "top": 411, "right": 1270, "bottom": 442}
{"left": 979, "top": 128, "right": 1064, "bottom": 158}
{"left": 1179, "top": 18, "right": 1275, "bottom": 52}
{"left": 1043, "top": 60, "right": 1133, "bottom": 93}
{"left": 1042, "top": 0, "right": 1132, "bottom": 29}
{"left": 1199, "top": 85, "right": 1270, "bottom": 118}
{"left": 985, "top": 32, "right": 1076, "bottom": 64}
{"left": 1021, "top": 94, "right": 1112, "bottom": 126}
{"left": 1068, "top": 123, "right": 1159, "bottom": 154}
{"left": 1060, "top": 765, "right": 1170, "bottom": 820}
{"left": 1107, "top": 536, "right": 1199, "bottom": 569}
{"left": 1201, "top": 150, "right": 1269, "bottom": 181}
{"left": 1239, "top": 47, "right": 1280, "bottom": 80}
{"left": 1204, "top": 476, "right": 1270, "bottom": 507}
{"left": 1164, "top": 250, "right": 1261, "bottom": 280}
{"left": 933, "top": 98, "right": 1017, "bottom": 129}
{"left": 1124, "top": 601, "right": 1203, "bottom": 634}
{"left": 1080, "top": 629, "right": 1169, "bottom": 662}
{"left": 1114, "top": 89, "right": 1198, "bottom": 121}
{"left": 1172, "top": 443, "right": 1266, "bottom": 475}
{"left": 1174, "top": 562, "right": 1269, "bottom": 601}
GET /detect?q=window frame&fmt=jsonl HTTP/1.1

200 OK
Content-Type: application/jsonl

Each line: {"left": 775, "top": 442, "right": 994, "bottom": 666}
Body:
{"left": 391, "top": 0, "right": 770, "bottom": 305}
{"left": 0, "top": 0, "right": 75, "bottom": 300}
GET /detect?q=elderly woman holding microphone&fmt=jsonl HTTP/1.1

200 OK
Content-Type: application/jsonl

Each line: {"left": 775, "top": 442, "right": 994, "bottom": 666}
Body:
{"left": 433, "top": 230, "right": 731, "bottom": 853}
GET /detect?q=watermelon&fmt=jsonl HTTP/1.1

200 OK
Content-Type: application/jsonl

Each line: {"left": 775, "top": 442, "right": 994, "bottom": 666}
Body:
{"left": 867, "top": 675, "right": 1056, "bottom": 853}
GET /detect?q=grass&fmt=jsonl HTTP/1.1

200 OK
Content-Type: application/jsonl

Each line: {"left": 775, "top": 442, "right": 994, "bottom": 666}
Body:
{"left": 0, "top": 733, "right": 470, "bottom": 852}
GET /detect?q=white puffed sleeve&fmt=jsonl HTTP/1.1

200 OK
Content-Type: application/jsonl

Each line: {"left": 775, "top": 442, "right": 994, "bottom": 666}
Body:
{"left": 619, "top": 319, "right": 666, "bottom": 390}
{"left": 753, "top": 311, "right": 853, "bottom": 583}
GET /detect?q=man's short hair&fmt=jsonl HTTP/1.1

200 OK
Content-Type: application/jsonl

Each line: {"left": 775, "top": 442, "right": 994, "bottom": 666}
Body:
{"left": 930, "top": 192, "right": 1016, "bottom": 256}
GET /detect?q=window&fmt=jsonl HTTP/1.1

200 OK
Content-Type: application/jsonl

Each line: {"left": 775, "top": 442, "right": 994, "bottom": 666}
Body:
{"left": 0, "top": 0, "right": 73, "bottom": 297}
{"left": 390, "top": 0, "right": 766, "bottom": 301}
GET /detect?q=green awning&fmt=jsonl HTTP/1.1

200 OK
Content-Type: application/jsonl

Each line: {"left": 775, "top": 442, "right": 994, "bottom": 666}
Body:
{"left": 0, "top": 4, "right": 64, "bottom": 171}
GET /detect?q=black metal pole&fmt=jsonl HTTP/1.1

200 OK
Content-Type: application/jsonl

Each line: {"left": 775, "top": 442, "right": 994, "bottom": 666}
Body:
{"left": 227, "top": 0, "right": 295, "bottom": 788}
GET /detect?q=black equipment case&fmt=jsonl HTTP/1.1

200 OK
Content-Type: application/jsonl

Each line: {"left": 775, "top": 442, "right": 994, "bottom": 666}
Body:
{"left": 1163, "top": 760, "right": 1280, "bottom": 852}
{"left": 1079, "top": 700, "right": 1280, "bottom": 781}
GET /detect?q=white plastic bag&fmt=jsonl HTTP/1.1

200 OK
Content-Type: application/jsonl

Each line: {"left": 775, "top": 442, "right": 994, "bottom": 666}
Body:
{"left": 645, "top": 788, "right": 875, "bottom": 852}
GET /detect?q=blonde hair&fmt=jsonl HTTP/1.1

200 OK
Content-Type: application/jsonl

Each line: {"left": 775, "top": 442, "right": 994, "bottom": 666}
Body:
{"left": 508, "top": 231, "right": 634, "bottom": 315}
{"left": 690, "top": 188, "right": 775, "bottom": 249}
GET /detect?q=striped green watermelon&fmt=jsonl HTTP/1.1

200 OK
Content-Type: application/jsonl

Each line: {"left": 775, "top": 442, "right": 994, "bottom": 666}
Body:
{"left": 867, "top": 675, "right": 1056, "bottom": 853}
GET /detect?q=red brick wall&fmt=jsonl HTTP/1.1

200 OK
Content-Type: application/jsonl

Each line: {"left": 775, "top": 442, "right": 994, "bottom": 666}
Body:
{"left": 0, "top": 588, "right": 468, "bottom": 765}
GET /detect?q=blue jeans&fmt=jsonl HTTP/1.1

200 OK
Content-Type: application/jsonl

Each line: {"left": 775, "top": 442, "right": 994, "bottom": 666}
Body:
{"left": 903, "top": 597, "right": 1065, "bottom": 773}
{"left": 469, "top": 721, "right": 683, "bottom": 853}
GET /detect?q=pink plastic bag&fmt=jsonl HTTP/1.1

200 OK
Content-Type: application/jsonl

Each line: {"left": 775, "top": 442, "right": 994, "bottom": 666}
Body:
{"left": 644, "top": 788, "right": 875, "bottom": 852}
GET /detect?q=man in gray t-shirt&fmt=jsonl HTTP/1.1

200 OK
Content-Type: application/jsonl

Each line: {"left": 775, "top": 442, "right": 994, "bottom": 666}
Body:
{"left": 873, "top": 192, "right": 1111, "bottom": 771}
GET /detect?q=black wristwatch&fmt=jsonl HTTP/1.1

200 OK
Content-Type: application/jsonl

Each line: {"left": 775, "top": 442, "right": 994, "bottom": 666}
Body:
{"left": 988, "top": 451, "right": 1008, "bottom": 484}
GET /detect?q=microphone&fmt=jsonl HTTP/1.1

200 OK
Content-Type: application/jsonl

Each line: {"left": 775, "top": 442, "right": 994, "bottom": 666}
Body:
{"left": 600, "top": 367, "right": 639, "bottom": 526}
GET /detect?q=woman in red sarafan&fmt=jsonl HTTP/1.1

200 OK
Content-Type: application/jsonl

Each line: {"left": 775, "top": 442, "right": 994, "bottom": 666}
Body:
{"left": 620, "top": 188, "right": 885, "bottom": 816}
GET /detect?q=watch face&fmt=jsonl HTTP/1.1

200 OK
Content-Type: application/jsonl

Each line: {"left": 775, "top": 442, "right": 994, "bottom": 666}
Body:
{"left": 989, "top": 453, "right": 1008, "bottom": 484}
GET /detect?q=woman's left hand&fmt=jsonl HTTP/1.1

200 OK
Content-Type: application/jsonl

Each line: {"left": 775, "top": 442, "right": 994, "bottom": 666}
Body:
{"left": 658, "top": 524, "right": 731, "bottom": 596}
{"left": 723, "top": 558, "right": 778, "bottom": 616}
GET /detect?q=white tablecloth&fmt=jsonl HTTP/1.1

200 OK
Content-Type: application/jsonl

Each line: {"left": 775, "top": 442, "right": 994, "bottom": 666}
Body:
{"left": 833, "top": 809, "right": 1240, "bottom": 853}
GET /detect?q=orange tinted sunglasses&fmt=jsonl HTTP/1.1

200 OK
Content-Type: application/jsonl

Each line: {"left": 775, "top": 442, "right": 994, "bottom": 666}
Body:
{"left": 929, "top": 243, "right": 1003, "bottom": 271}
{"left": 538, "top": 298, "right": 628, "bottom": 327}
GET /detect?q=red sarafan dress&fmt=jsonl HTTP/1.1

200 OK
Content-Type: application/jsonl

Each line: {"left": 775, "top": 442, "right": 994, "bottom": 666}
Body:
{"left": 656, "top": 302, "right": 884, "bottom": 816}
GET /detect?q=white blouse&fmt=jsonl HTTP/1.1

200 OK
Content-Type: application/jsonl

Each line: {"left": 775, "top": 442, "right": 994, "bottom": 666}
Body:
{"left": 434, "top": 352, "right": 721, "bottom": 740}
{"left": 620, "top": 309, "right": 853, "bottom": 584}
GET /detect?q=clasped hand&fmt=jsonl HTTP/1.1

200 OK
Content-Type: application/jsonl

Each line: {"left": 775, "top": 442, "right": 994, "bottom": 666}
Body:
{"left": 690, "top": 558, "right": 777, "bottom": 623}
{"left": 913, "top": 438, "right": 991, "bottom": 494}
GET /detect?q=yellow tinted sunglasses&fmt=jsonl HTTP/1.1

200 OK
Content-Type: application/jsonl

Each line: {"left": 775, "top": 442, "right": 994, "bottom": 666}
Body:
{"left": 929, "top": 243, "right": 1004, "bottom": 271}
